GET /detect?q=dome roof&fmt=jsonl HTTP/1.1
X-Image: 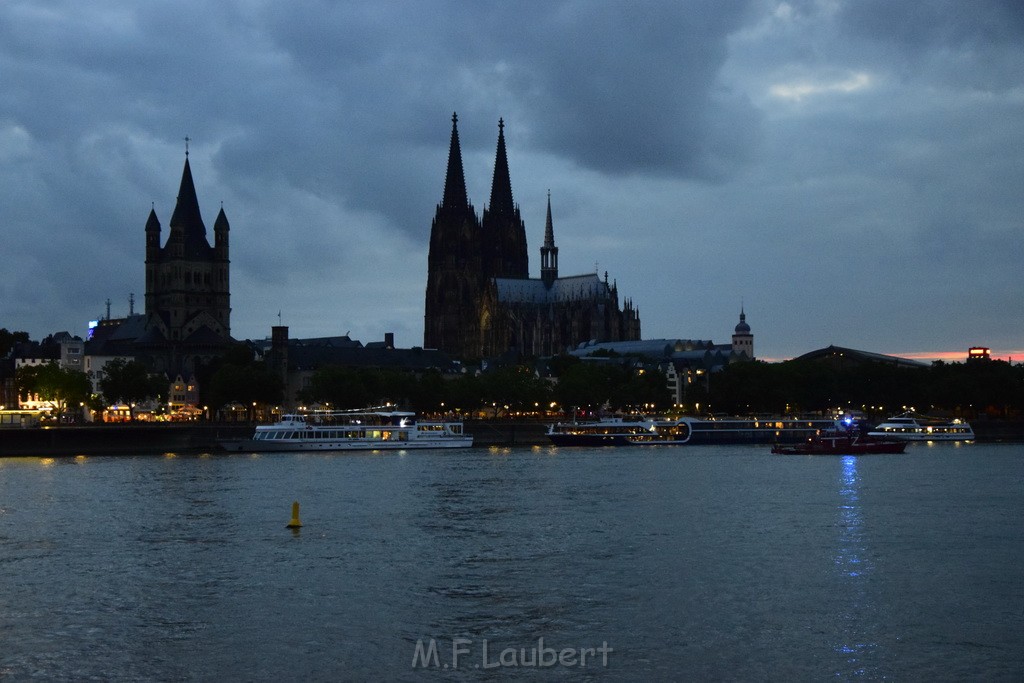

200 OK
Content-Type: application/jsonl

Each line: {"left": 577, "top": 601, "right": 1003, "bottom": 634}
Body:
{"left": 734, "top": 309, "right": 751, "bottom": 334}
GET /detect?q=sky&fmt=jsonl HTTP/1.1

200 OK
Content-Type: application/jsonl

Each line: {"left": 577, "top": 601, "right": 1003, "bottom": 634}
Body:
{"left": 1, "top": 0, "right": 1022, "bottom": 362}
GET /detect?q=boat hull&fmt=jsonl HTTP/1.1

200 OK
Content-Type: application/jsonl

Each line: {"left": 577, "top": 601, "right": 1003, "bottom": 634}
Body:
{"left": 546, "top": 433, "right": 688, "bottom": 447}
{"left": 867, "top": 414, "right": 974, "bottom": 441}
{"left": 771, "top": 440, "right": 907, "bottom": 455}
{"left": 219, "top": 437, "right": 473, "bottom": 452}
{"left": 546, "top": 416, "right": 838, "bottom": 447}
{"left": 865, "top": 432, "right": 972, "bottom": 442}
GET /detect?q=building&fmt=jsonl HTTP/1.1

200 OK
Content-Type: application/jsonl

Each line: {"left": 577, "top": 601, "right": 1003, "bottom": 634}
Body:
{"left": 792, "top": 346, "right": 930, "bottom": 369}
{"left": 568, "top": 309, "right": 754, "bottom": 405}
{"left": 967, "top": 347, "right": 991, "bottom": 362}
{"left": 732, "top": 307, "right": 753, "bottom": 359}
{"left": 262, "top": 327, "right": 459, "bottom": 409}
{"left": 424, "top": 114, "right": 641, "bottom": 360}
{"left": 8, "top": 333, "right": 84, "bottom": 412}
{"left": 136, "top": 150, "right": 233, "bottom": 376}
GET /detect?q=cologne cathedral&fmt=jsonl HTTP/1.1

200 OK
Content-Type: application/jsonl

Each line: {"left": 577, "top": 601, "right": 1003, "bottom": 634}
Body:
{"left": 424, "top": 114, "right": 641, "bottom": 360}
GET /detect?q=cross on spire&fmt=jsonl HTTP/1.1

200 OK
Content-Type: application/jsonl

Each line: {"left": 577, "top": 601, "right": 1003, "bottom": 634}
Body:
{"left": 184, "top": 136, "right": 191, "bottom": 157}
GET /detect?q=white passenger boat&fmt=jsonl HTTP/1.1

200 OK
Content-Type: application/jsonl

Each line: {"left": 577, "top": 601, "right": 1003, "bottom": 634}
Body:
{"left": 867, "top": 413, "right": 974, "bottom": 441}
{"left": 220, "top": 409, "right": 473, "bottom": 451}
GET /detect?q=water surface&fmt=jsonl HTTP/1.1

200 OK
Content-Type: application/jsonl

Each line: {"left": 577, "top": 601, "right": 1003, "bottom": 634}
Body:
{"left": 1, "top": 443, "right": 1021, "bottom": 680}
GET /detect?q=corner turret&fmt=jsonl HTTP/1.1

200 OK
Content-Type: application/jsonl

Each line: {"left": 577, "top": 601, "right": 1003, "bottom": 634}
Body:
{"left": 214, "top": 206, "right": 230, "bottom": 259}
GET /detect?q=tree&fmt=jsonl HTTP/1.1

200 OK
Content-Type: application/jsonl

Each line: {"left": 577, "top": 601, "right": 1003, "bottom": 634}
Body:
{"left": 99, "top": 358, "right": 166, "bottom": 421}
{"left": 442, "top": 374, "right": 483, "bottom": 414}
{"left": 206, "top": 363, "right": 284, "bottom": 413}
{"left": 611, "top": 366, "right": 670, "bottom": 412}
{"left": 15, "top": 362, "right": 92, "bottom": 421}
{"left": 554, "top": 363, "right": 627, "bottom": 413}
{"left": 478, "top": 366, "right": 549, "bottom": 417}
{"left": 0, "top": 328, "right": 30, "bottom": 358}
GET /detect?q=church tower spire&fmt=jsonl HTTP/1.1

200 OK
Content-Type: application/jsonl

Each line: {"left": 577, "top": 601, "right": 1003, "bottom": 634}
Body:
{"left": 482, "top": 118, "right": 528, "bottom": 279}
{"left": 441, "top": 112, "right": 469, "bottom": 211}
{"left": 488, "top": 118, "right": 514, "bottom": 215}
{"left": 732, "top": 305, "right": 754, "bottom": 359}
{"left": 170, "top": 157, "right": 207, "bottom": 238}
{"left": 540, "top": 191, "right": 559, "bottom": 288}
{"left": 424, "top": 112, "right": 484, "bottom": 358}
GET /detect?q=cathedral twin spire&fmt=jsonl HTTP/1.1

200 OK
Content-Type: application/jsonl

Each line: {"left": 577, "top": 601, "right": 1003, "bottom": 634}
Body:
{"left": 487, "top": 118, "right": 515, "bottom": 216}
{"left": 437, "top": 112, "right": 556, "bottom": 284}
{"left": 440, "top": 113, "right": 470, "bottom": 211}
{"left": 425, "top": 113, "right": 639, "bottom": 357}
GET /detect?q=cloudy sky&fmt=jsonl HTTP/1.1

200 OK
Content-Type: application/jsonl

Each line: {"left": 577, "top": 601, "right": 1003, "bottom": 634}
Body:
{"left": 2, "top": 0, "right": 1022, "bottom": 361}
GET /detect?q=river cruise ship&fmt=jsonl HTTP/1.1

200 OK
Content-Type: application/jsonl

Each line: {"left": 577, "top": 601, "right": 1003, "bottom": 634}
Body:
{"left": 867, "top": 413, "right": 974, "bottom": 441}
{"left": 221, "top": 409, "right": 473, "bottom": 452}
{"left": 547, "top": 415, "right": 838, "bottom": 447}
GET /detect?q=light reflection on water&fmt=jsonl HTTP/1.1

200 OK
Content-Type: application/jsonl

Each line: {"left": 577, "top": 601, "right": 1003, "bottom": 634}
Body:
{"left": 833, "top": 454, "right": 879, "bottom": 677}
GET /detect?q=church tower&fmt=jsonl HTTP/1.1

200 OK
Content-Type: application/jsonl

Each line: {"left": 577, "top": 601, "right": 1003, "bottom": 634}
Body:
{"left": 731, "top": 307, "right": 754, "bottom": 359}
{"left": 540, "top": 192, "right": 559, "bottom": 288}
{"left": 481, "top": 119, "right": 529, "bottom": 279}
{"left": 141, "top": 149, "right": 232, "bottom": 373}
{"left": 424, "top": 113, "right": 642, "bottom": 360}
{"left": 424, "top": 113, "right": 484, "bottom": 358}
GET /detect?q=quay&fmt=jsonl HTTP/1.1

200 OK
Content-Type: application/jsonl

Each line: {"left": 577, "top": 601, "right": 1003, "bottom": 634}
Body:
{"left": 1, "top": 419, "right": 1020, "bottom": 457}
{"left": 0, "top": 420, "right": 552, "bottom": 457}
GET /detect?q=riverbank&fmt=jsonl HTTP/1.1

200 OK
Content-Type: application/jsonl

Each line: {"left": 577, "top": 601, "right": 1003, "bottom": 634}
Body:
{"left": 1, "top": 419, "right": 1021, "bottom": 457}
{"left": 0, "top": 420, "right": 551, "bottom": 457}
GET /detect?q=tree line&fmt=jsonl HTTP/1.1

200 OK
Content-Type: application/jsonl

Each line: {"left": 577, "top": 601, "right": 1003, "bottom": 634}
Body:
{"left": 9, "top": 330, "right": 1023, "bottom": 421}
{"left": 692, "top": 358, "right": 1024, "bottom": 418}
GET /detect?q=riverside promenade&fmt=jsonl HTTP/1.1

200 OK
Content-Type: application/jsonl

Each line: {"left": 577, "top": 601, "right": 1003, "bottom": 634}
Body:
{"left": 2, "top": 418, "right": 1020, "bottom": 457}
{"left": 0, "top": 420, "right": 553, "bottom": 457}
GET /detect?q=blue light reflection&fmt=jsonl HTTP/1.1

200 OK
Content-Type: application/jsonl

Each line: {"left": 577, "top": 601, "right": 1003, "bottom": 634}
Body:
{"left": 833, "top": 455, "right": 879, "bottom": 677}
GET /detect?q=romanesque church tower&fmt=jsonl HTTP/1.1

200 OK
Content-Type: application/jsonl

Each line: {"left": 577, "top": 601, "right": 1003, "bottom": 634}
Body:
{"left": 140, "top": 151, "right": 232, "bottom": 373}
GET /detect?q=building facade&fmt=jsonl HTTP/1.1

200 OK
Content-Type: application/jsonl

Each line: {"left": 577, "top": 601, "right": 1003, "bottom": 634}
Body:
{"left": 136, "top": 152, "right": 233, "bottom": 375}
{"left": 424, "top": 114, "right": 640, "bottom": 360}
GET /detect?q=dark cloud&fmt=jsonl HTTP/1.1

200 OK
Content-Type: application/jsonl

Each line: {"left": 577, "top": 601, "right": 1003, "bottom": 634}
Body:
{"left": 1, "top": 0, "right": 1022, "bottom": 359}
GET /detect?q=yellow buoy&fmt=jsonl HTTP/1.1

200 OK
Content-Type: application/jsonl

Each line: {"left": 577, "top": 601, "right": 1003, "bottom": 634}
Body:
{"left": 286, "top": 501, "right": 302, "bottom": 529}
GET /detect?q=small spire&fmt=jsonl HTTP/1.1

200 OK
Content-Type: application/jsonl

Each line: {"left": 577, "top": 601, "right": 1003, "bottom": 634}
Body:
{"left": 145, "top": 207, "right": 161, "bottom": 232}
{"left": 184, "top": 135, "right": 190, "bottom": 157}
{"left": 214, "top": 206, "right": 230, "bottom": 232}
{"left": 540, "top": 191, "right": 559, "bottom": 288}
{"left": 543, "top": 191, "right": 555, "bottom": 248}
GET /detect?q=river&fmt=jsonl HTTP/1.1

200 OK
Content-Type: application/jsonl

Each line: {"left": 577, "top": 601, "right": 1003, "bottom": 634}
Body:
{"left": 1, "top": 442, "right": 1021, "bottom": 680}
